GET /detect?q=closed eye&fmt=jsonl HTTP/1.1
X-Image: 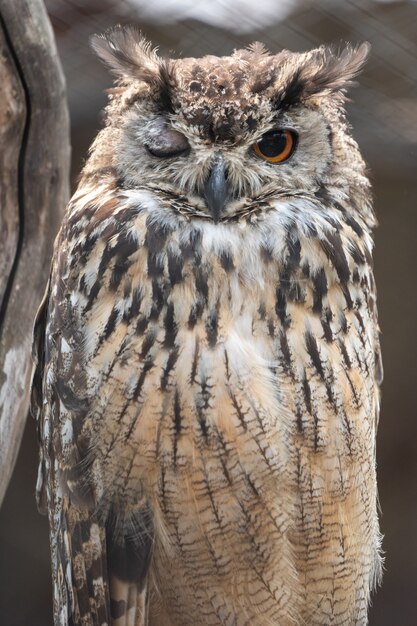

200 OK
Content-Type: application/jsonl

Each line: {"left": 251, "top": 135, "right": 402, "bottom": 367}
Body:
{"left": 145, "top": 127, "right": 190, "bottom": 158}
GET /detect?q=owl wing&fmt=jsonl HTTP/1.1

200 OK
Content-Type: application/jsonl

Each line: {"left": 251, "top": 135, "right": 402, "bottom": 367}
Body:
{"left": 31, "top": 270, "right": 150, "bottom": 626}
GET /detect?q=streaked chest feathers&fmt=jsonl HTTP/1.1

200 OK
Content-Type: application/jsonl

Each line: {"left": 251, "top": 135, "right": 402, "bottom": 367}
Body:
{"left": 47, "top": 183, "right": 379, "bottom": 554}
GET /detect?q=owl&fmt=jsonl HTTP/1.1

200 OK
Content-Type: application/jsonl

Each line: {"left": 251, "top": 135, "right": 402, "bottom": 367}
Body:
{"left": 31, "top": 26, "right": 383, "bottom": 626}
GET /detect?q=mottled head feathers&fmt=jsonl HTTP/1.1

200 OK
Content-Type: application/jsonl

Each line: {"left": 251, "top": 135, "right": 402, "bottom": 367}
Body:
{"left": 92, "top": 25, "right": 369, "bottom": 113}
{"left": 86, "top": 25, "right": 372, "bottom": 227}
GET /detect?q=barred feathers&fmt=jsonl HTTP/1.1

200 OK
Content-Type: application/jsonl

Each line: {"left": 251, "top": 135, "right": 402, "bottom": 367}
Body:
{"left": 32, "top": 32, "right": 381, "bottom": 626}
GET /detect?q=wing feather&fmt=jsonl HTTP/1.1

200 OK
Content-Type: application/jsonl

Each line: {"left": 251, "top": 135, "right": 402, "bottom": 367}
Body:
{"left": 31, "top": 196, "right": 152, "bottom": 625}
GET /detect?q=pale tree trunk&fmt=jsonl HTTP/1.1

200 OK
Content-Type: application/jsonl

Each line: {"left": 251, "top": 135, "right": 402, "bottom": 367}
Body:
{"left": 0, "top": 0, "right": 70, "bottom": 506}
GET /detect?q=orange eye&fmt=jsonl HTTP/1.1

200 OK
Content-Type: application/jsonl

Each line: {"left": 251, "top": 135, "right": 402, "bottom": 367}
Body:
{"left": 252, "top": 129, "right": 297, "bottom": 163}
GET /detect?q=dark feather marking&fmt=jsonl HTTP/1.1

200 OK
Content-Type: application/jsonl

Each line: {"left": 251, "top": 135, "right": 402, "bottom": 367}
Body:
{"left": 145, "top": 216, "right": 171, "bottom": 251}
{"left": 110, "top": 599, "right": 127, "bottom": 620}
{"left": 321, "top": 313, "right": 333, "bottom": 343}
{"left": 77, "top": 271, "right": 88, "bottom": 295}
{"left": 279, "top": 330, "right": 294, "bottom": 379}
{"left": 132, "top": 358, "right": 154, "bottom": 402}
{"left": 160, "top": 347, "right": 179, "bottom": 391}
{"left": 206, "top": 307, "right": 219, "bottom": 347}
{"left": 167, "top": 249, "right": 183, "bottom": 285}
{"left": 99, "top": 232, "right": 138, "bottom": 292}
{"left": 140, "top": 331, "right": 156, "bottom": 359}
{"left": 304, "top": 221, "right": 318, "bottom": 238}
{"left": 163, "top": 302, "right": 177, "bottom": 348}
{"left": 302, "top": 373, "right": 312, "bottom": 415}
{"left": 355, "top": 310, "right": 366, "bottom": 335}
{"left": 320, "top": 231, "right": 350, "bottom": 284}
{"left": 55, "top": 379, "right": 88, "bottom": 414}
{"left": 109, "top": 260, "right": 127, "bottom": 292}
{"left": 343, "top": 212, "right": 364, "bottom": 237}
{"left": 126, "top": 286, "right": 142, "bottom": 320}
{"left": 285, "top": 234, "right": 301, "bottom": 270}
{"left": 158, "top": 60, "right": 176, "bottom": 113}
{"left": 188, "top": 300, "right": 204, "bottom": 328}
{"left": 325, "top": 370, "right": 336, "bottom": 409}
{"left": 160, "top": 466, "right": 168, "bottom": 514}
{"left": 103, "top": 306, "right": 119, "bottom": 341}
{"left": 173, "top": 390, "right": 182, "bottom": 464}
{"left": 211, "top": 425, "right": 233, "bottom": 486}
{"left": 106, "top": 503, "right": 153, "bottom": 589}
{"left": 203, "top": 466, "right": 222, "bottom": 528}
{"left": 296, "top": 406, "right": 304, "bottom": 433}
{"left": 275, "top": 288, "right": 290, "bottom": 329}
{"left": 84, "top": 279, "right": 101, "bottom": 313}
{"left": 288, "top": 281, "right": 305, "bottom": 304}
{"left": 313, "top": 410, "right": 320, "bottom": 452}
{"left": 229, "top": 391, "right": 249, "bottom": 432}
{"left": 194, "top": 266, "right": 209, "bottom": 301}
{"left": 197, "top": 376, "right": 213, "bottom": 443}
{"left": 96, "top": 231, "right": 136, "bottom": 279}
{"left": 219, "top": 249, "right": 235, "bottom": 272}
{"left": 136, "top": 315, "right": 149, "bottom": 335}
{"left": 190, "top": 337, "right": 199, "bottom": 384}
{"left": 224, "top": 349, "right": 230, "bottom": 381}
{"left": 315, "top": 184, "right": 333, "bottom": 206}
{"left": 339, "top": 339, "right": 352, "bottom": 370}
{"left": 342, "top": 411, "right": 354, "bottom": 455}
{"left": 260, "top": 242, "right": 274, "bottom": 263}
{"left": 312, "top": 268, "right": 328, "bottom": 314}
{"left": 277, "top": 68, "right": 305, "bottom": 110}
{"left": 149, "top": 279, "right": 165, "bottom": 320}
{"left": 302, "top": 261, "right": 310, "bottom": 277}
{"left": 349, "top": 241, "right": 366, "bottom": 265}
{"left": 197, "top": 406, "right": 209, "bottom": 442}
{"left": 147, "top": 248, "right": 165, "bottom": 278}
{"left": 355, "top": 345, "right": 370, "bottom": 377}
{"left": 341, "top": 283, "right": 353, "bottom": 310}
{"left": 68, "top": 518, "right": 93, "bottom": 620}
{"left": 344, "top": 370, "right": 360, "bottom": 407}
{"left": 305, "top": 331, "right": 325, "bottom": 380}
{"left": 339, "top": 311, "right": 348, "bottom": 334}
{"left": 180, "top": 228, "right": 202, "bottom": 259}
{"left": 74, "top": 232, "right": 99, "bottom": 267}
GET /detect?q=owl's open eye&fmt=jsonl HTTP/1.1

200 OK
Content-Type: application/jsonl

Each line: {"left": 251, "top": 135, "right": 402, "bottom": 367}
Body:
{"left": 145, "top": 126, "right": 190, "bottom": 158}
{"left": 252, "top": 129, "right": 297, "bottom": 163}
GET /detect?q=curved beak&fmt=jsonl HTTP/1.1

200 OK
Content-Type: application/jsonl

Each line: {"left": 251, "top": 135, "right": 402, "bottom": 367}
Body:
{"left": 203, "top": 152, "right": 229, "bottom": 223}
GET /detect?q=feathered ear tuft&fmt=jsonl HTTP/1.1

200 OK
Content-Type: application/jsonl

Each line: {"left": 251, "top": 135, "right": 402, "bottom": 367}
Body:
{"left": 91, "top": 26, "right": 176, "bottom": 110}
{"left": 91, "top": 25, "right": 162, "bottom": 84}
{"left": 279, "top": 42, "right": 370, "bottom": 109}
{"left": 305, "top": 42, "right": 370, "bottom": 95}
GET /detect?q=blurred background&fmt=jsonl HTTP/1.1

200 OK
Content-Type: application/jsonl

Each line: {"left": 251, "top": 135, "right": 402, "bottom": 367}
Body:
{"left": 0, "top": 0, "right": 416, "bottom": 624}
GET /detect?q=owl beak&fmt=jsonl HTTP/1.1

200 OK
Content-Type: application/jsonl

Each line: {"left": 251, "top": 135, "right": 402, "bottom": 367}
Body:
{"left": 203, "top": 152, "right": 229, "bottom": 223}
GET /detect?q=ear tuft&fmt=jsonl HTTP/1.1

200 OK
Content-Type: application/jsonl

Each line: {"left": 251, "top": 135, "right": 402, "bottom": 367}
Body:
{"left": 91, "top": 25, "right": 161, "bottom": 84}
{"left": 307, "top": 42, "right": 371, "bottom": 95}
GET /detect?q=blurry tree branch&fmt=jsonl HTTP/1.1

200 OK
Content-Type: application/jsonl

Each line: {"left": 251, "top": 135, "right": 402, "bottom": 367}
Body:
{"left": 0, "top": 0, "right": 70, "bottom": 506}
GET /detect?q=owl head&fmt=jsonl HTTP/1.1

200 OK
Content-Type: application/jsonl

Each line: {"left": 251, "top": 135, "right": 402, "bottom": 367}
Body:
{"left": 89, "top": 26, "right": 371, "bottom": 224}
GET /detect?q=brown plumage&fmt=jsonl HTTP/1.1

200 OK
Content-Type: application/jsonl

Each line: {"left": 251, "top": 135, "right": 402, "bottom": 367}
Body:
{"left": 31, "top": 26, "right": 382, "bottom": 626}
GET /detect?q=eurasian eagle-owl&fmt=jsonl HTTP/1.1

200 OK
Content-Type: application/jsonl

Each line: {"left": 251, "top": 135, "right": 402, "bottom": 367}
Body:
{"left": 31, "top": 26, "right": 383, "bottom": 626}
